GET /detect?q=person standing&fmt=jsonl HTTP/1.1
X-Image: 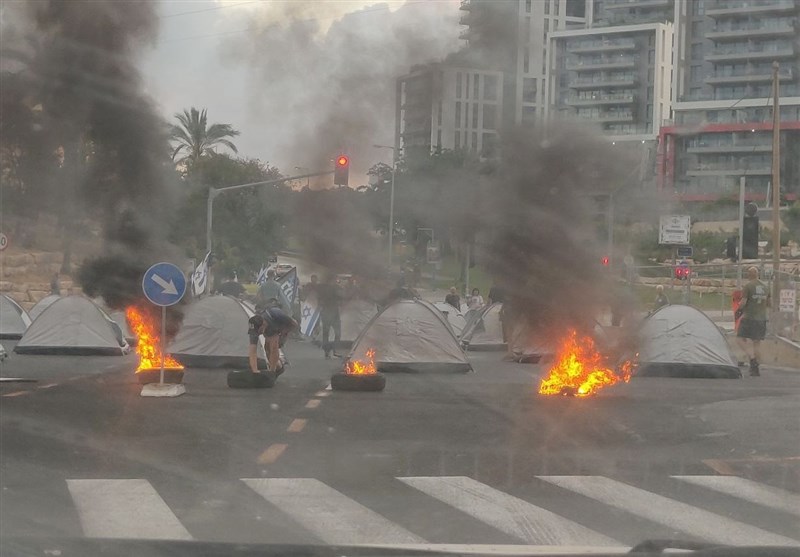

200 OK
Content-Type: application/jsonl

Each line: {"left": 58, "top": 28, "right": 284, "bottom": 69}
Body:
{"left": 467, "top": 288, "right": 484, "bottom": 311}
{"left": 652, "top": 284, "right": 670, "bottom": 312}
{"left": 736, "top": 266, "right": 770, "bottom": 376}
{"left": 445, "top": 287, "right": 461, "bottom": 311}
{"left": 300, "top": 274, "right": 319, "bottom": 303}
{"left": 256, "top": 269, "right": 291, "bottom": 314}
{"left": 318, "top": 275, "right": 342, "bottom": 359}
{"left": 487, "top": 284, "right": 505, "bottom": 306}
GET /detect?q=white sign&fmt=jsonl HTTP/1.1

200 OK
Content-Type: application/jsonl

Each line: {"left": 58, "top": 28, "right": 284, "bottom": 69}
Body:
{"left": 0, "top": 232, "right": 8, "bottom": 251}
{"left": 659, "top": 215, "right": 691, "bottom": 245}
{"left": 779, "top": 289, "right": 796, "bottom": 313}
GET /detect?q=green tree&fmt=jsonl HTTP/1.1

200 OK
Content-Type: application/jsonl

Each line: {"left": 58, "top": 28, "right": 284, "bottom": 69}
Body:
{"left": 170, "top": 107, "right": 240, "bottom": 166}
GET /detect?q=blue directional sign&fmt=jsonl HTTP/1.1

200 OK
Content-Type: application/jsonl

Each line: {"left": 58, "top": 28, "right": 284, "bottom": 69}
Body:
{"left": 142, "top": 262, "right": 187, "bottom": 307}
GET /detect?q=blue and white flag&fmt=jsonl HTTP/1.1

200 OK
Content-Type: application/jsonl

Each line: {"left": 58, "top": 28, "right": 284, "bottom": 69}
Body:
{"left": 300, "top": 300, "right": 320, "bottom": 338}
{"left": 256, "top": 265, "right": 268, "bottom": 285}
{"left": 278, "top": 267, "right": 299, "bottom": 305}
{"left": 191, "top": 251, "right": 211, "bottom": 297}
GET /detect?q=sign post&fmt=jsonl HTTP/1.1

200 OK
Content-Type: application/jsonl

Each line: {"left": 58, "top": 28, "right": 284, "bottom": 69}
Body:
{"left": 779, "top": 289, "right": 796, "bottom": 314}
{"left": 141, "top": 262, "right": 187, "bottom": 398}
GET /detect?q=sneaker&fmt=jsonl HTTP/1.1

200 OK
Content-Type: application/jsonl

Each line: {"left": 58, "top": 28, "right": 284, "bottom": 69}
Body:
{"left": 749, "top": 358, "right": 760, "bottom": 376}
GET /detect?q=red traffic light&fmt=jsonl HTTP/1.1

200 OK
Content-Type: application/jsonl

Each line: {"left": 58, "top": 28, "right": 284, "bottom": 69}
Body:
{"left": 601, "top": 256, "right": 609, "bottom": 266}
{"left": 336, "top": 155, "right": 349, "bottom": 167}
{"left": 674, "top": 265, "right": 691, "bottom": 279}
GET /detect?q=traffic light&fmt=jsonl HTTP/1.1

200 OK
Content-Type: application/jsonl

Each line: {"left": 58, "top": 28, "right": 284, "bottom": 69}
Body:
{"left": 334, "top": 155, "right": 349, "bottom": 186}
{"left": 601, "top": 256, "right": 610, "bottom": 267}
{"left": 674, "top": 265, "right": 691, "bottom": 280}
{"left": 742, "top": 215, "right": 759, "bottom": 259}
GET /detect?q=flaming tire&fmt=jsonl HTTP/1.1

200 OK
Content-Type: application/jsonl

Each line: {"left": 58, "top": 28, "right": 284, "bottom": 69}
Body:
{"left": 226, "top": 370, "right": 276, "bottom": 389}
{"left": 330, "top": 372, "right": 386, "bottom": 392}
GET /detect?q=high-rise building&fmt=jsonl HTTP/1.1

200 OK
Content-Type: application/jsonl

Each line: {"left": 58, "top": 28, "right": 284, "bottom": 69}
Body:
{"left": 659, "top": 0, "right": 800, "bottom": 201}
{"left": 395, "top": 63, "right": 504, "bottom": 160}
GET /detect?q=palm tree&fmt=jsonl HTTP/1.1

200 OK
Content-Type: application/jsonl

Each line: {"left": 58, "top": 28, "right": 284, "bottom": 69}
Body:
{"left": 170, "top": 107, "right": 239, "bottom": 165}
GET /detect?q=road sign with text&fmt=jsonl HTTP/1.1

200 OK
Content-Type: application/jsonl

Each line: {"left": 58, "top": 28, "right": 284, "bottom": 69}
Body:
{"left": 659, "top": 215, "right": 691, "bottom": 245}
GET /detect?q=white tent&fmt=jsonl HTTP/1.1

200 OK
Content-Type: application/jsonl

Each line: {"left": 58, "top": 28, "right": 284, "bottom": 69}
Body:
{"left": 637, "top": 304, "right": 740, "bottom": 378}
{"left": 0, "top": 294, "right": 32, "bottom": 339}
{"left": 28, "top": 294, "right": 61, "bottom": 321}
{"left": 168, "top": 295, "right": 267, "bottom": 368}
{"left": 108, "top": 310, "right": 137, "bottom": 346}
{"left": 340, "top": 299, "right": 378, "bottom": 347}
{"left": 460, "top": 303, "right": 506, "bottom": 351}
{"left": 14, "top": 296, "right": 129, "bottom": 355}
{"left": 433, "top": 302, "right": 467, "bottom": 338}
{"left": 508, "top": 320, "right": 554, "bottom": 362}
{"left": 348, "top": 299, "right": 471, "bottom": 373}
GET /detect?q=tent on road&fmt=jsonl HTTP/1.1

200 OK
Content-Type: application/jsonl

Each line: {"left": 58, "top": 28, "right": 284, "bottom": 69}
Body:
{"left": 460, "top": 303, "right": 506, "bottom": 351}
{"left": 433, "top": 302, "right": 467, "bottom": 338}
{"left": 0, "top": 294, "right": 32, "bottom": 339}
{"left": 14, "top": 296, "right": 129, "bottom": 355}
{"left": 508, "top": 320, "right": 554, "bottom": 363}
{"left": 347, "top": 299, "right": 471, "bottom": 373}
{"left": 168, "top": 295, "right": 267, "bottom": 368}
{"left": 28, "top": 294, "right": 60, "bottom": 321}
{"left": 636, "top": 304, "right": 740, "bottom": 378}
{"left": 339, "top": 299, "right": 378, "bottom": 348}
{"left": 108, "top": 310, "right": 137, "bottom": 346}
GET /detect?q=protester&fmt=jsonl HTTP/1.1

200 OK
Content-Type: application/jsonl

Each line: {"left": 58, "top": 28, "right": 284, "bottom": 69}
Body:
{"left": 318, "top": 274, "right": 343, "bottom": 359}
{"left": 445, "top": 287, "right": 461, "bottom": 311}
{"left": 256, "top": 269, "right": 291, "bottom": 313}
{"left": 248, "top": 303, "right": 297, "bottom": 375}
{"left": 467, "top": 288, "right": 484, "bottom": 310}
{"left": 300, "top": 274, "right": 319, "bottom": 303}
{"left": 736, "top": 266, "right": 770, "bottom": 376}
{"left": 217, "top": 273, "right": 245, "bottom": 298}
{"left": 653, "top": 284, "right": 670, "bottom": 311}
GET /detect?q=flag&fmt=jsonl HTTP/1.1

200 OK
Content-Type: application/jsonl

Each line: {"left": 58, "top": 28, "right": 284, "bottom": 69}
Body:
{"left": 256, "top": 265, "right": 267, "bottom": 285}
{"left": 191, "top": 251, "right": 211, "bottom": 297}
{"left": 278, "top": 267, "right": 299, "bottom": 305}
{"left": 300, "top": 299, "right": 320, "bottom": 338}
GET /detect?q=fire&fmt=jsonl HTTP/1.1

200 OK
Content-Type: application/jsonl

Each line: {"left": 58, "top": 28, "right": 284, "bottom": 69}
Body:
{"left": 125, "top": 306, "right": 183, "bottom": 372}
{"left": 538, "top": 329, "right": 630, "bottom": 397}
{"left": 345, "top": 349, "right": 377, "bottom": 375}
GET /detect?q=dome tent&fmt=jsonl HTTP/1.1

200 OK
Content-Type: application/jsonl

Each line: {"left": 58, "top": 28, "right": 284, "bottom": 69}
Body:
{"left": 433, "top": 302, "right": 468, "bottom": 338}
{"left": 28, "top": 294, "right": 60, "bottom": 321}
{"left": 0, "top": 294, "right": 32, "bottom": 339}
{"left": 14, "top": 296, "right": 128, "bottom": 355}
{"left": 347, "top": 299, "right": 471, "bottom": 373}
{"left": 168, "top": 295, "right": 268, "bottom": 368}
{"left": 637, "top": 304, "right": 741, "bottom": 379}
{"left": 460, "top": 303, "right": 506, "bottom": 351}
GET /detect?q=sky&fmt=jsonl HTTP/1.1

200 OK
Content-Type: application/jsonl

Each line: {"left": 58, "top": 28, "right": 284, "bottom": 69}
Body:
{"left": 139, "top": 0, "right": 462, "bottom": 181}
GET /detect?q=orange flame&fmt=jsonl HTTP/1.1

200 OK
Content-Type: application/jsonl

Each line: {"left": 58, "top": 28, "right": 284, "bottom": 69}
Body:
{"left": 538, "top": 329, "right": 630, "bottom": 397}
{"left": 345, "top": 349, "right": 377, "bottom": 375}
{"left": 125, "top": 306, "right": 184, "bottom": 372}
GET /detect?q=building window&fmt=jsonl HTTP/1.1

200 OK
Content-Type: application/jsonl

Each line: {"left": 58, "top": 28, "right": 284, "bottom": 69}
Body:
{"left": 483, "top": 104, "right": 497, "bottom": 129}
{"left": 455, "top": 102, "right": 461, "bottom": 128}
{"left": 554, "top": 0, "right": 559, "bottom": 15}
{"left": 456, "top": 72, "right": 462, "bottom": 98}
{"left": 455, "top": 132, "right": 461, "bottom": 149}
{"left": 474, "top": 74, "right": 480, "bottom": 99}
{"left": 484, "top": 75, "right": 498, "bottom": 101}
{"left": 553, "top": 19, "right": 559, "bottom": 30}
{"left": 524, "top": 50, "right": 530, "bottom": 73}
{"left": 691, "top": 45, "right": 702, "bottom": 61}
{"left": 465, "top": 74, "right": 470, "bottom": 99}
{"left": 544, "top": 19, "right": 549, "bottom": 34}
{"left": 648, "top": 49, "right": 655, "bottom": 63}
{"left": 690, "top": 65, "right": 702, "bottom": 81}
{"left": 526, "top": 0, "right": 532, "bottom": 12}
{"left": 691, "top": 1, "right": 704, "bottom": 15}
{"left": 472, "top": 103, "right": 479, "bottom": 128}
{"left": 545, "top": 0, "right": 549, "bottom": 15}
{"left": 437, "top": 100, "right": 442, "bottom": 126}
{"left": 523, "top": 78, "right": 537, "bottom": 103}
{"left": 482, "top": 133, "right": 497, "bottom": 157}
{"left": 437, "top": 129, "right": 442, "bottom": 150}
{"left": 472, "top": 132, "right": 478, "bottom": 152}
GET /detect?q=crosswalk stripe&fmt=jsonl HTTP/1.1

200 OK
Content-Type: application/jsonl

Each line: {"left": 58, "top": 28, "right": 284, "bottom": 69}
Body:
{"left": 66, "top": 479, "right": 192, "bottom": 540}
{"left": 672, "top": 475, "right": 800, "bottom": 517}
{"left": 538, "top": 476, "right": 799, "bottom": 546}
{"left": 242, "top": 478, "right": 425, "bottom": 545}
{"left": 398, "top": 476, "right": 619, "bottom": 547}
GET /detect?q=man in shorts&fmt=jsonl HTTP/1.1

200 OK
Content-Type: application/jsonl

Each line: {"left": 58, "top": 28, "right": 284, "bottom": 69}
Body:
{"left": 736, "top": 266, "right": 770, "bottom": 376}
{"left": 248, "top": 302, "right": 298, "bottom": 375}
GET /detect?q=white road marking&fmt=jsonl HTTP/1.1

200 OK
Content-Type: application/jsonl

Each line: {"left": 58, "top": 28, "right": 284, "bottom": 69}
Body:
{"left": 242, "top": 478, "right": 425, "bottom": 545}
{"left": 672, "top": 475, "right": 800, "bottom": 517}
{"left": 66, "top": 479, "right": 192, "bottom": 540}
{"left": 538, "top": 476, "right": 799, "bottom": 546}
{"left": 398, "top": 476, "right": 618, "bottom": 547}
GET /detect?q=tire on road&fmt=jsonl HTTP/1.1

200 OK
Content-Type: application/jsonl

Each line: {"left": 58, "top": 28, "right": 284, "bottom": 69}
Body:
{"left": 227, "top": 370, "right": 276, "bottom": 389}
{"left": 330, "top": 372, "right": 386, "bottom": 392}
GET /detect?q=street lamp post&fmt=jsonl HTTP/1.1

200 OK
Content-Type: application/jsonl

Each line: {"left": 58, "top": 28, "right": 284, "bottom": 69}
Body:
{"left": 373, "top": 144, "right": 397, "bottom": 269}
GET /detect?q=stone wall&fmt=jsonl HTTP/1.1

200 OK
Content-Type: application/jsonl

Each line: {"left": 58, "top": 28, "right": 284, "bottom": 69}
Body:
{"left": 0, "top": 251, "right": 80, "bottom": 311}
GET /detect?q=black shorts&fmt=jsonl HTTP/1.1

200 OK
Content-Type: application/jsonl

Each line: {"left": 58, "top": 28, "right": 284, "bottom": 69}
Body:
{"left": 737, "top": 318, "right": 766, "bottom": 340}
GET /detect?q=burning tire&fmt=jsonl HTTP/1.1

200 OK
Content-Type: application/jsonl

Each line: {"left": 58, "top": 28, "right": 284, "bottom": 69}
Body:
{"left": 137, "top": 370, "right": 184, "bottom": 385}
{"left": 227, "top": 370, "right": 276, "bottom": 389}
{"left": 330, "top": 372, "right": 386, "bottom": 392}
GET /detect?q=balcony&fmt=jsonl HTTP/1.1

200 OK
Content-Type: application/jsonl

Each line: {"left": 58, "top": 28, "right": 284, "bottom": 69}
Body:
{"left": 706, "top": 0, "right": 798, "bottom": 18}
{"left": 686, "top": 165, "right": 773, "bottom": 176}
{"left": 686, "top": 144, "right": 772, "bottom": 153}
{"left": 571, "top": 76, "right": 637, "bottom": 88}
{"left": 577, "top": 111, "right": 635, "bottom": 122}
{"left": 706, "top": 21, "right": 796, "bottom": 40}
{"left": 566, "top": 57, "right": 636, "bottom": 71}
{"left": 706, "top": 46, "right": 796, "bottom": 62}
{"left": 566, "top": 93, "right": 636, "bottom": 106}
{"left": 705, "top": 68, "right": 794, "bottom": 84}
{"left": 603, "top": 0, "right": 672, "bottom": 9}
{"left": 567, "top": 40, "right": 637, "bottom": 53}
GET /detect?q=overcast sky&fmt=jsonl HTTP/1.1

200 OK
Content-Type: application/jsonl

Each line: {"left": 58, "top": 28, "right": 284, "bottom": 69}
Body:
{"left": 139, "top": 0, "right": 461, "bottom": 179}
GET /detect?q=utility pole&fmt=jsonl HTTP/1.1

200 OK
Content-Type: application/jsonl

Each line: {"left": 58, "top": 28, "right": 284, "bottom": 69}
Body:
{"left": 771, "top": 61, "right": 781, "bottom": 321}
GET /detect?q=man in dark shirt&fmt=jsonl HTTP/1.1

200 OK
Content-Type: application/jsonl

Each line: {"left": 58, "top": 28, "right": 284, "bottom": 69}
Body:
{"left": 317, "top": 275, "right": 342, "bottom": 358}
{"left": 248, "top": 306, "right": 297, "bottom": 375}
{"left": 736, "top": 266, "right": 770, "bottom": 376}
{"left": 445, "top": 287, "right": 461, "bottom": 311}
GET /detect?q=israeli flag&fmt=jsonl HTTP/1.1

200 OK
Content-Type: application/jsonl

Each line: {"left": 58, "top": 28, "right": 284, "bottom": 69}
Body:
{"left": 191, "top": 251, "right": 211, "bottom": 297}
{"left": 278, "top": 267, "right": 299, "bottom": 305}
{"left": 256, "top": 265, "right": 267, "bottom": 285}
{"left": 300, "top": 300, "right": 320, "bottom": 338}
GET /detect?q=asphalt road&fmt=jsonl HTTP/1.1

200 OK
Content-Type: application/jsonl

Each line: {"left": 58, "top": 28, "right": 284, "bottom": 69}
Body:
{"left": 1, "top": 338, "right": 799, "bottom": 551}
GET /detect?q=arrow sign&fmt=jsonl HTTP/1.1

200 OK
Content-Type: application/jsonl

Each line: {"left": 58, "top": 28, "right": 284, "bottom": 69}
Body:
{"left": 142, "top": 262, "right": 187, "bottom": 307}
